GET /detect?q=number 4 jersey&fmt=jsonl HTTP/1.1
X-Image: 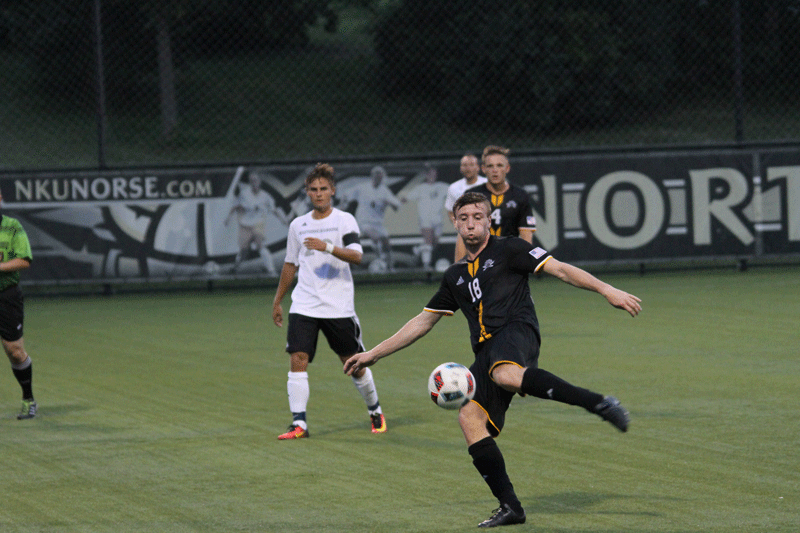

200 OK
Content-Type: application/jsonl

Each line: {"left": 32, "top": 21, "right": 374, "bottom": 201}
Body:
{"left": 464, "top": 183, "right": 535, "bottom": 238}
{"left": 424, "top": 236, "right": 551, "bottom": 352}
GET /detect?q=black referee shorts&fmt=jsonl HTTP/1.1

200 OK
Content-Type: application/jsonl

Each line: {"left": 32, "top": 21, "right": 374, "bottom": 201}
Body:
{"left": 0, "top": 285, "right": 24, "bottom": 342}
{"left": 285, "top": 313, "right": 365, "bottom": 362}
{"left": 469, "top": 321, "right": 540, "bottom": 437}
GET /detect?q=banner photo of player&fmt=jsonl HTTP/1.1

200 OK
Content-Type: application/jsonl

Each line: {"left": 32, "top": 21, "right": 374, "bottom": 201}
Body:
{"left": 1, "top": 144, "right": 797, "bottom": 284}
{"left": 0, "top": 163, "right": 459, "bottom": 282}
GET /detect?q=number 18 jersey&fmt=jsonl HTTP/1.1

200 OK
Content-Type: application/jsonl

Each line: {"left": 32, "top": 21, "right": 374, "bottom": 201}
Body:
{"left": 424, "top": 236, "right": 551, "bottom": 352}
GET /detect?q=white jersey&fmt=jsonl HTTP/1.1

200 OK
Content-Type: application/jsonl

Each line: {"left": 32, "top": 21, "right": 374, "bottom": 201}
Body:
{"left": 444, "top": 176, "right": 488, "bottom": 212}
{"left": 406, "top": 181, "right": 450, "bottom": 227}
{"left": 285, "top": 208, "right": 363, "bottom": 318}
{"left": 348, "top": 182, "right": 402, "bottom": 227}
{"left": 236, "top": 187, "right": 277, "bottom": 226}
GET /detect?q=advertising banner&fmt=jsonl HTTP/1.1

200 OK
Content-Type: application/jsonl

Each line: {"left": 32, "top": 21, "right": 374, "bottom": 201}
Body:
{"left": 1, "top": 145, "right": 797, "bottom": 283}
{"left": 517, "top": 147, "right": 799, "bottom": 261}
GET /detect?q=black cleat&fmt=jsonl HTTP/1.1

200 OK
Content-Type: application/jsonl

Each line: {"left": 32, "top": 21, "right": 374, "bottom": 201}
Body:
{"left": 594, "top": 395, "right": 629, "bottom": 432}
{"left": 478, "top": 504, "right": 526, "bottom": 528}
{"left": 17, "top": 399, "right": 37, "bottom": 420}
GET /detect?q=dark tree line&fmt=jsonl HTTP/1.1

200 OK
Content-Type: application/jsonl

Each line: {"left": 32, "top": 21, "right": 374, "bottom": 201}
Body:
{"left": 0, "top": 0, "right": 344, "bottom": 137}
{"left": 374, "top": 0, "right": 800, "bottom": 131}
{"left": 2, "top": 0, "right": 799, "bottom": 137}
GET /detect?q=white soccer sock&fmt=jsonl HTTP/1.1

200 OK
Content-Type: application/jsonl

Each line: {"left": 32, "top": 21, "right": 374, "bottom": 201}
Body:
{"left": 287, "top": 371, "right": 309, "bottom": 429}
{"left": 352, "top": 367, "right": 381, "bottom": 415}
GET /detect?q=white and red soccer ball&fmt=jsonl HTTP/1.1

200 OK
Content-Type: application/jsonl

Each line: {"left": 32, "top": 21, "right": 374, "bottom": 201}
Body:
{"left": 428, "top": 362, "right": 475, "bottom": 410}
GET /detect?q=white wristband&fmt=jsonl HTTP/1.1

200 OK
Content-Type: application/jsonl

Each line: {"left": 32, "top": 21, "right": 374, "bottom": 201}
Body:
{"left": 325, "top": 242, "right": 335, "bottom": 254}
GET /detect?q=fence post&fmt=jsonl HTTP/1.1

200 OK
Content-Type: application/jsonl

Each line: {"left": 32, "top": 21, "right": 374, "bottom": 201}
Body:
{"left": 732, "top": 0, "right": 744, "bottom": 143}
{"left": 93, "top": 0, "right": 108, "bottom": 169}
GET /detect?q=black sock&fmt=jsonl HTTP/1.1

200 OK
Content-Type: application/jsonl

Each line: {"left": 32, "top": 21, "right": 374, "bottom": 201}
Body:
{"left": 520, "top": 367, "right": 602, "bottom": 411}
{"left": 12, "top": 362, "right": 34, "bottom": 400}
{"left": 468, "top": 437, "right": 523, "bottom": 513}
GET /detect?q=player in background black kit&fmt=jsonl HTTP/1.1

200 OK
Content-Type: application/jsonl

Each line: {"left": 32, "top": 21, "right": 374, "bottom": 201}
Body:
{"left": 344, "top": 192, "right": 641, "bottom": 528}
{"left": 464, "top": 145, "right": 535, "bottom": 245}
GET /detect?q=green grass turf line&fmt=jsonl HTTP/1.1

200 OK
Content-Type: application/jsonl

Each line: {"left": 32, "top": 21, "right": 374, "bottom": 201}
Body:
{"left": 1, "top": 268, "right": 798, "bottom": 532}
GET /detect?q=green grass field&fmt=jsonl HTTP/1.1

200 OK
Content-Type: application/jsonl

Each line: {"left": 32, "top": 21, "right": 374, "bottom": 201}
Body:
{"left": 2, "top": 268, "right": 798, "bottom": 532}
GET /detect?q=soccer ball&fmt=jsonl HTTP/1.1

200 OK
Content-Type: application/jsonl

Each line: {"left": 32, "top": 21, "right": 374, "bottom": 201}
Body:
{"left": 428, "top": 362, "right": 475, "bottom": 410}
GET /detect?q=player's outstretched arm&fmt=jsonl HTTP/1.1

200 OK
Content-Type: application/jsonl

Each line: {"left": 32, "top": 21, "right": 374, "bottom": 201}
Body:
{"left": 600, "top": 285, "right": 642, "bottom": 317}
{"left": 344, "top": 311, "right": 442, "bottom": 375}
{"left": 541, "top": 257, "right": 642, "bottom": 317}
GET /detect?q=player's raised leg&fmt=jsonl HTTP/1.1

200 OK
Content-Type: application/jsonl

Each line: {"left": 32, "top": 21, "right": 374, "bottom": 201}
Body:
{"left": 518, "top": 367, "right": 629, "bottom": 431}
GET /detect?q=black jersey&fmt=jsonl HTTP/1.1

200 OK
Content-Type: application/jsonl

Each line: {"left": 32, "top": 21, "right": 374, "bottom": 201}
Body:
{"left": 425, "top": 236, "right": 551, "bottom": 351}
{"left": 465, "top": 183, "right": 535, "bottom": 238}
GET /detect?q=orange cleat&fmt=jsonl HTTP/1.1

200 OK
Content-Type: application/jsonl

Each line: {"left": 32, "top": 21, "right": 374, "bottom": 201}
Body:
{"left": 278, "top": 424, "right": 309, "bottom": 440}
{"left": 370, "top": 413, "right": 387, "bottom": 434}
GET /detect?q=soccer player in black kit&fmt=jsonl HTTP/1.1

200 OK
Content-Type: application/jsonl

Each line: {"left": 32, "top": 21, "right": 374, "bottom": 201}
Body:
{"left": 465, "top": 145, "right": 535, "bottom": 243}
{"left": 344, "top": 192, "right": 642, "bottom": 528}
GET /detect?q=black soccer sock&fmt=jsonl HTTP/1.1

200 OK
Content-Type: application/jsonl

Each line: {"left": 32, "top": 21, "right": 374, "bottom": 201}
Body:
{"left": 521, "top": 367, "right": 603, "bottom": 411}
{"left": 11, "top": 358, "right": 34, "bottom": 400}
{"left": 468, "top": 437, "right": 523, "bottom": 513}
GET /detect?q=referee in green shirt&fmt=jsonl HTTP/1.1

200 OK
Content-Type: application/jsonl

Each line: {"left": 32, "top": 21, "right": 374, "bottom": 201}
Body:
{"left": 0, "top": 192, "right": 36, "bottom": 419}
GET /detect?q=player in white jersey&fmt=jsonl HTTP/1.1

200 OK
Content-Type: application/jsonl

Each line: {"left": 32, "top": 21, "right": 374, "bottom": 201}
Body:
{"left": 342, "top": 165, "right": 402, "bottom": 271}
{"left": 403, "top": 164, "right": 450, "bottom": 269}
{"left": 272, "top": 163, "right": 386, "bottom": 439}
{"left": 225, "top": 171, "right": 284, "bottom": 275}
{"left": 444, "top": 153, "right": 487, "bottom": 262}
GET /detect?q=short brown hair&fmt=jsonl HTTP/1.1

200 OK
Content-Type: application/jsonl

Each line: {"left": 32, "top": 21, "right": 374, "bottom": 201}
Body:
{"left": 452, "top": 191, "right": 491, "bottom": 218}
{"left": 482, "top": 145, "right": 510, "bottom": 163}
{"left": 305, "top": 163, "right": 335, "bottom": 188}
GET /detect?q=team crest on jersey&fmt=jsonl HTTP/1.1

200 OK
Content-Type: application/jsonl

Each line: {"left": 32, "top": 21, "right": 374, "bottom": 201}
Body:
{"left": 482, "top": 259, "right": 495, "bottom": 271}
{"left": 530, "top": 247, "right": 547, "bottom": 259}
{"left": 506, "top": 200, "right": 518, "bottom": 209}
{"left": 456, "top": 276, "right": 465, "bottom": 285}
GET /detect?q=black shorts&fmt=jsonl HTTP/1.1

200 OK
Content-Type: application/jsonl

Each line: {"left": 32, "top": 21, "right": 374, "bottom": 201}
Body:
{"left": 469, "top": 321, "right": 540, "bottom": 437}
{"left": 0, "top": 285, "right": 24, "bottom": 342}
{"left": 286, "top": 313, "right": 365, "bottom": 362}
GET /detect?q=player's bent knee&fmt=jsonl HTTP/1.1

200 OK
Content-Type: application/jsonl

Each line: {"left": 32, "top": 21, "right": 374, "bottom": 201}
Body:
{"left": 491, "top": 364, "right": 525, "bottom": 393}
{"left": 290, "top": 352, "right": 310, "bottom": 371}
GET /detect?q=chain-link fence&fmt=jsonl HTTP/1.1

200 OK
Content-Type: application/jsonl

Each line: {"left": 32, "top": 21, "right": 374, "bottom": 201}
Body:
{"left": 1, "top": 0, "right": 799, "bottom": 171}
